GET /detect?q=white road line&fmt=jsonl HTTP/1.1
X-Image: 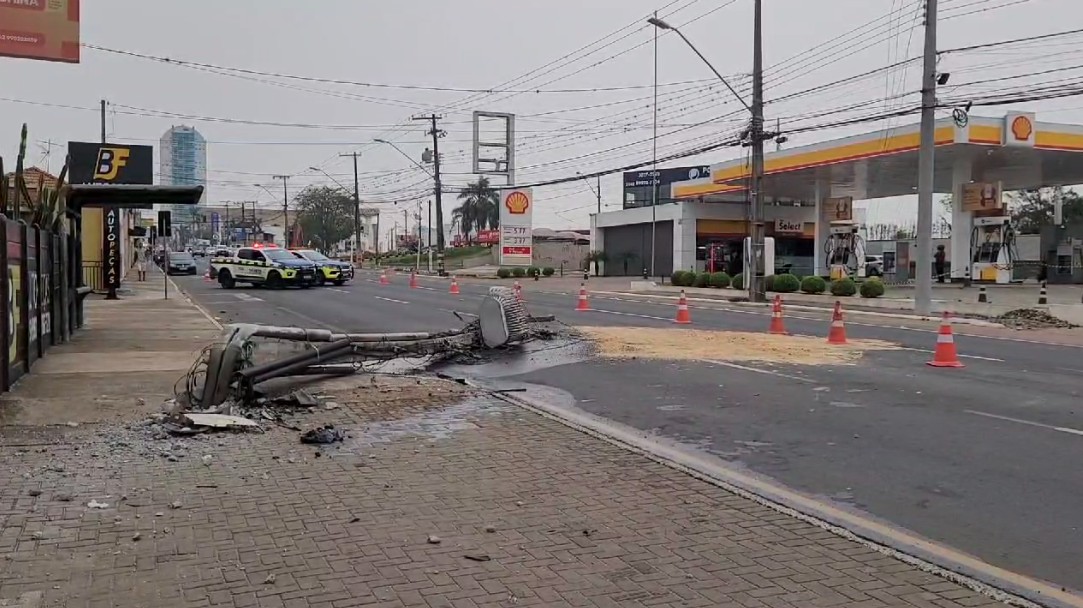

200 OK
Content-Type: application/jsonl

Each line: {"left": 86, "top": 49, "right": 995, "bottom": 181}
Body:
{"left": 895, "top": 347, "right": 1004, "bottom": 362}
{"left": 230, "top": 293, "right": 263, "bottom": 302}
{"left": 327, "top": 288, "right": 350, "bottom": 293}
{"left": 965, "top": 409, "right": 1083, "bottom": 437}
{"left": 586, "top": 308, "right": 672, "bottom": 323}
{"left": 703, "top": 359, "right": 816, "bottom": 383}
{"left": 595, "top": 293, "right": 1083, "bottom": 349}
{"left": 375, "top": 296, "right": 409, "bottom": 305}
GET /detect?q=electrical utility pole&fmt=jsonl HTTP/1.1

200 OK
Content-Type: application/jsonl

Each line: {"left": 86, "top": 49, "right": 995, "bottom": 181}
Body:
{"left": 414, "top": 114, "right": 447, "bottom": 276}
{"left": 339, "top": 152, "right": 362, "bottom": 265}
{"left": 914, "top": 0, "right": 939, "bottom": 315}
{"left": 748, "top": 0, "right": 767, "bottom": 303}
{"left": 273, "top": 175, "right": 289, "bottom": 247}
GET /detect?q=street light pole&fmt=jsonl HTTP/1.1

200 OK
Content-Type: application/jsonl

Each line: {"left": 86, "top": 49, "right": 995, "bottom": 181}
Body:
{"left": 649, "top": 7, "right": 768, "bottom": 301}
{"left": 273, "top": 175, "right": 290, "bottom": 247}
{"left": 339, "top": 152, "right": 363, "bottom": 266}
{"left": 915, "top": 0, "right": 939, "bottom": 315}
{"left": 412, "top": 115, "right": 447, "bottom": 276}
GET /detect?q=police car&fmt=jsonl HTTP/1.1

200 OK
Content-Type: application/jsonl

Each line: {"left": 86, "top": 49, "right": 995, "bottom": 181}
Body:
{"left": 209, "top": 244, "right": 318, "bottom": 289}
{"left": 289, "top": 249, "right": 353, "bottom": 286}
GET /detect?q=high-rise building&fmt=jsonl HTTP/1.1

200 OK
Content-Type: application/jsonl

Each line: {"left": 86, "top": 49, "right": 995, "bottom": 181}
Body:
{"left": 159, "top": 126, "right": 207, "bottom": 223}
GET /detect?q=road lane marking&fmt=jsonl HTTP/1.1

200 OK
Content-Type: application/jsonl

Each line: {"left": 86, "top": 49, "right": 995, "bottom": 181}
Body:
{"left": 965, "top": 409, "right": 1083, "bottom": 437}
{"left": 591, "top": 292, "right": 1083, "bottom": 348}
{"left": 586, "top": 309, "right": 672, "bottom": 323}
{"left": 375, "top": 296, "right": 409, "bottom": 305}
{"left": 231, "top": 293, "right": 263, "bottom": 302}
{"left": 327, "top": 288, "right": 349, "bottom": 293}
{"left": 895, "top": 347, "right": 1004, "bottom": 362}
{"left": 704, "top": 359, "right": 816, "bottom": 383}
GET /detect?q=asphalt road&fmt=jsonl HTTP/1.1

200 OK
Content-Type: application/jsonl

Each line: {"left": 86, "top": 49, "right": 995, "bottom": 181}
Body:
{"left": 174, "top": 264, "right": 1083, "bottom": 593}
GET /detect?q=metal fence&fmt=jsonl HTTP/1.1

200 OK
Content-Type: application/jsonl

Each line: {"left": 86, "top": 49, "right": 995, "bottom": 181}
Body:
{"left": 1, "top": 214, "right": 84, "bottom": 392}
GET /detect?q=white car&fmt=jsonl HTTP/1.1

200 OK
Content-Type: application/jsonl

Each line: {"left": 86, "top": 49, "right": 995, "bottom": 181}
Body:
{"left": 865, "top": 255, "right": 885, "bottom": 277}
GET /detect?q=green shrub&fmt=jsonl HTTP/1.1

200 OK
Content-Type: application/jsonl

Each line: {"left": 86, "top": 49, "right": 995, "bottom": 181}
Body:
{"left": 800, "top": 275, "right": 827, "bottom": 294}
{"left": 732, "top": 273, "right": 745, "bottom": 290}
{"left": 511, "top": 267, "right": 526, "bottom": 278}
{"left": 526, "top": 266, "right": 540, "bottom": 278}
{"left": 496, "top": 267, "right": 512, "bottom": 279}
{"left": 693, "top": 271, "right": 710, "bottom": 288}
{"left": 764, "top": 274, "right": 775, "bottom": 291}
{"left": 859, "top": 277, "right": 885, "bottom": 298}
{"left": 772, "top": 273, "right": 800, "bottom": 293}
{"left": 830, "top": 277, "right": 857, "bottom": 297}
{"left": 542, "top": 267, "right": 555, "bottom": 277}
{"left": 708, "top": 272, "right": 731, "bottom": 288}
{"left": 670, "top": 270, "right": 693, "bottom": 286}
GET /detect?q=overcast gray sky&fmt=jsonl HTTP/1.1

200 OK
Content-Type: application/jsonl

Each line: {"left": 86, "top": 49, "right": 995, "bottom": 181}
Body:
{"left": 2, "top": 0, "right": 1081, "bottom": 231}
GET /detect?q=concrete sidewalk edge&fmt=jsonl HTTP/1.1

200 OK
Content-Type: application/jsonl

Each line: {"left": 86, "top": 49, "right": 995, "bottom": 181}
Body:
{"left": 482, "top": 384, "right": 1081, "bottom": 608}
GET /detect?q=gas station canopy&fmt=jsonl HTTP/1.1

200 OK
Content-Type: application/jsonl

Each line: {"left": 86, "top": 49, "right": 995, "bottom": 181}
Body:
{"left": 672, "top": 114, "right": 1083, "bottom": 202}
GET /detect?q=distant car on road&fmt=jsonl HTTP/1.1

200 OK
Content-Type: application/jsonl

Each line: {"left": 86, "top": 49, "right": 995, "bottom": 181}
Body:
{"left": 167, "top": 251, "right": 199, "bottom": 275}
{"left": 289, "top": 248, "right": 353, "bottom": 286}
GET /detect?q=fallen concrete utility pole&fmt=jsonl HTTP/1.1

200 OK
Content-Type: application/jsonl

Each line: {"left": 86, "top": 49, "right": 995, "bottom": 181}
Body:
{"left": 196, "top": 287, "right": 533, "bottom": 408}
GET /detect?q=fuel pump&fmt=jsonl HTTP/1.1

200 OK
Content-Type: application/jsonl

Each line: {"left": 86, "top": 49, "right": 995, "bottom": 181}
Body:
{"left": 824, "top": 220, "right": 866, "bottom": 280}
{"left": 970, "top": 216, "right": 1017, "bottom": 283}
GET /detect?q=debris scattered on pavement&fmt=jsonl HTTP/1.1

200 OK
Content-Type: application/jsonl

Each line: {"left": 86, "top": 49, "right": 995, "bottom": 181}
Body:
{"left": 995, "top": 308, "right": 1077, "bottom": 330}
{"left": 263, "top": 573, "right": 276, "bottom": 585}
{"left": 299, "top": 425, "right": 346, "bottom": 444}
{"left": 54, "top": 493, "right": 72, "bottom": 502}
{"left": 201, "top": 455, "right": 213, "bottom": 466}
{"left": 169, "top": 500, "right": 183, "bottom": 510}
{"left": 581, "top": 326, "right": 896, "bottom": 365}
{"left": 273, "top": 389, "right": 320, "bottom": 408}
{"left": 427, "top": 535, "right": 442, "bottom": 544}
{"left": 131, "top": 532, "right": 141, "bottom": 542}
{"left": 183, "top": 413, "right": 260, "bottom": 430}
{"left": 484, "top": 525, "right": 496, "bottom": 533}
{"left": 27, "top": 489, "right": 41, "bottom": 497}
{"left": 463, "top": 554, "right": 491, "bottom": 562}
{"left": 86, "top": 500, "right": 109, "bottom": 509}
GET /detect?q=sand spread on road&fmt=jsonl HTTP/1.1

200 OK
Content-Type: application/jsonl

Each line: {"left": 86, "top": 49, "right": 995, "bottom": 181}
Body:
{"left": 581, "top": 326, "right": 897, "bottom": 365}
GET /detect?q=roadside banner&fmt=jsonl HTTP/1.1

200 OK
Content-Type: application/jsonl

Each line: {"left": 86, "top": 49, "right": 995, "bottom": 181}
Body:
{"left": 0, "top": 0, "right": 80, "bottom": 63}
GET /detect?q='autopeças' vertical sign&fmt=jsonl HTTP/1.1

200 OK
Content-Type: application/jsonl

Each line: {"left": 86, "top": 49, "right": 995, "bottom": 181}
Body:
{"left": 103, "top": 207, "right": 121, "bottom": 291}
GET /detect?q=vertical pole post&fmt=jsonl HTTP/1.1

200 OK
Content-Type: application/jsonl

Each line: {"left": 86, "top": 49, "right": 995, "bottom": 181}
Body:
{"left": 915, "top": 0, "right": 938, "bottom": 315}
{"left": 431, "top": 117, "right": 446, "bottom": 276}
{"left": 749, "top": 0, "right": 767, "bottom": 303}
{"left": 428, "top": 199, "right": 433, "bottom": 272}
{"left": 351, "top": 154, "right": 360, "bottom": 266}
{"left": 650, "top": 11, "right": 659, "bottom": 279}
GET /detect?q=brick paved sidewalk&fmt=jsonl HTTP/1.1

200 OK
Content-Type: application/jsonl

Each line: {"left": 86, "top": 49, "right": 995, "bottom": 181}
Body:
{"left": 0, "top": 372, "right": 1014, "bottom": 608}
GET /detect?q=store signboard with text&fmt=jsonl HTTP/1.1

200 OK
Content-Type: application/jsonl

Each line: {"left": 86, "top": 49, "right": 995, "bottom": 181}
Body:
{"left": 499, "top": 188, "right": 533, "bottom": 266}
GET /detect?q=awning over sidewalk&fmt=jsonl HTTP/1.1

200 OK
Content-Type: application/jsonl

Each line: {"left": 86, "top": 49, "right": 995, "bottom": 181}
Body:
{"left": 66, "top": 184, "right": 204, "bottom": 210}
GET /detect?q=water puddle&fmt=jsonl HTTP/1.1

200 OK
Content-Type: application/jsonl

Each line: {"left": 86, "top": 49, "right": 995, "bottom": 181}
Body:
{"left": 346, "top": 396, "right": 512, "bottom": 448}
{"left": 438, "top": 338, "right": 590, "bottom": 379}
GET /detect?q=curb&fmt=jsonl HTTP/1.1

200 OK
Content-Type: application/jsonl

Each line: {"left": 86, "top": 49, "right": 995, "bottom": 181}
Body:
{"left": 479, "top": 383, "right": 1079, "bottom": 608}
{"left": 597, "top": 291, "right": 1005, "bottom": 327}
{"left": 164, "top": 273, "right": 224, "bottom": 330}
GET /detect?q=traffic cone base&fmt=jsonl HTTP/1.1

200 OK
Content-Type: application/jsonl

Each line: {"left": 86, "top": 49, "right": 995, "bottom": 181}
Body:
{"left": 769, "top": 294, "right": 787, "bottom": 335}
{"left": 449, "top": 278, "right": 460, "bottom": 295}
{"left": 827, "top": 301, "right": 847, "bottom": 344}
{"left": 927, "top": 313, "right": 965, "bottom": 368}
{"left": 674, "top": 290, "right": 692, "bottom": 324}
{"left": 575, "top": 284, "right": 591, "bottom": 311}
{"left": 409, "top": 272, "right": 418, "bottom": 288}
{"left": 379, "top": 272, "right": 389, "bottom": 285}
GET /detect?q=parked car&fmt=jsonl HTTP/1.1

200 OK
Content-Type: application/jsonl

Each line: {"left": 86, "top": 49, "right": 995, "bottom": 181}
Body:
{"left": 166, "top": 251, "right": 199, "bottom": 275}
{"left": 865, "top": 255, "right": 884, "bottom": 277}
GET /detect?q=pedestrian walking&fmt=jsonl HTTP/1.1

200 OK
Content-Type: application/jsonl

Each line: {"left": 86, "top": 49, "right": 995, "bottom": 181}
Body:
{"left": 934, "top": 244, "right": 946, "bottom": 283}
{"left": 133, "top": 242, "right": 148, "bottom": 282}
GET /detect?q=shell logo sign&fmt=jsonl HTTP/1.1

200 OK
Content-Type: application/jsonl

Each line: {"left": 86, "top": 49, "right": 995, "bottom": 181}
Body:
{"left": 1004, "top": 113, "right": 1036, "bottom": 147}
{"left": 1010, "top": 116, "right": 1033, "bottom": 141}
{"left": 504, "top": 190, "right": 531, "bottom": 214}
{"left": 499, "top": 188, "right": 533, "bottom": 266}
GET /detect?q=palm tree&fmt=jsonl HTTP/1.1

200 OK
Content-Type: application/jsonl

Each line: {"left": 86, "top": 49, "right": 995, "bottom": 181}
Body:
{"left": 454, "top": 177, "right": 500, "bottom": 237}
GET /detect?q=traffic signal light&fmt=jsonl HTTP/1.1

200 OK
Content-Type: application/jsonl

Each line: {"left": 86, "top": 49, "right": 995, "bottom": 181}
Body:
{"left": 158, "top": 210, "right": 172, "bottom": 237}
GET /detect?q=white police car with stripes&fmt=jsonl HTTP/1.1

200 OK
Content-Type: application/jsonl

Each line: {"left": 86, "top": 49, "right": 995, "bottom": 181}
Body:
{"left": 209, "top": 244, "right": 318, "bottom": 289}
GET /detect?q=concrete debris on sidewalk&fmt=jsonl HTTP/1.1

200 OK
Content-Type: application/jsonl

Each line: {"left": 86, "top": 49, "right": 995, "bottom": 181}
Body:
{"left": 299, "top": 424, "right": 346, "bottom": 444}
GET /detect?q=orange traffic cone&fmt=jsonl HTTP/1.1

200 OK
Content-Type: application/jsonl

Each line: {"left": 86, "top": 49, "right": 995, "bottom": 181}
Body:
{"left": 409, "top": 272, "right": 418, "bottom": 289}
{"left": 514, "top": 281, "right": 524, "bottom": 302}
{"left": 769, "top": 294, "right": 787, "bottom": 335}
{"left": 575, "top": 284, "right": 591, "bottom": 312}
{"left": 927, "top": 312, "right": 965, "bottom": 368}
{"left": 379, "top": 271, "right": 389, "bottom": 285}
{"left": 449, "top": 277, "right": 460, "bottom": 295}
{"left": 674, "top": 290, "right": 692, "bottom": 324}
{"left": 202, "top": 269, "right": 213, "bottom": 284}
{"left": 827, "top": 301, "right": 848, "bottom": 344}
